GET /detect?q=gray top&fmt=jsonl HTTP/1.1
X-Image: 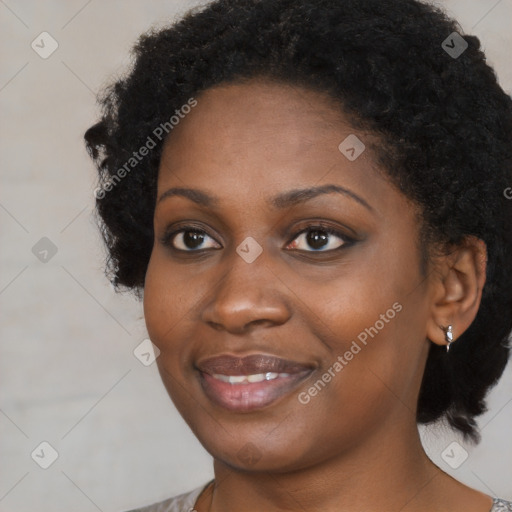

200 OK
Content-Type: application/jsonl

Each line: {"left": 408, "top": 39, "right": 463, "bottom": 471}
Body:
{"left": 125, "top": 481, "right": 512, "bottom": 512}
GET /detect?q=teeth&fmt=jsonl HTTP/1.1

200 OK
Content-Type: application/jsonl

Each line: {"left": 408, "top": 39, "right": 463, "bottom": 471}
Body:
{"left": 247, "top": 373, "right": 267, "bottom": 383}
{"left": 212, "top": 372, "right": 291, "bottom": 384}
{"left": 226, "top": 375, "right": 247, "bottom": 384}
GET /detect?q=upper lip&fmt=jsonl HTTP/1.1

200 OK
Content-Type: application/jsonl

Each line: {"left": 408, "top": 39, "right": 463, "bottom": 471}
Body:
{"left": 196, "top": 354, "right": 314, "bottom": 376}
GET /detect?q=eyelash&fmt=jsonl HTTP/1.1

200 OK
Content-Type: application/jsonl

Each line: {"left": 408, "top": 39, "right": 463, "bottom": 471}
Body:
{"left": 160, "top": 222, "right": 356, "bottom": 254}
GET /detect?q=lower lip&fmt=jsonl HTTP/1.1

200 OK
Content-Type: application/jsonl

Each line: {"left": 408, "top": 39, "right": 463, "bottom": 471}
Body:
{"left": 199, "top": 370, "right": 313, "bottom": 412}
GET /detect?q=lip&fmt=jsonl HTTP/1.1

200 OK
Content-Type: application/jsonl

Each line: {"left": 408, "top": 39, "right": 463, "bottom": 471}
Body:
{"left": 196, "top": 354, "right": 315, "bottom": 412}
{"left": 197, "top": 353, "right": 314, "bottom": 376}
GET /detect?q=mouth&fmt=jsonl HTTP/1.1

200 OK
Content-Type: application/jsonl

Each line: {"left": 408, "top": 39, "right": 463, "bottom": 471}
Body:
{"left": 196, "top": 354, "right": 315, "bottom": 412}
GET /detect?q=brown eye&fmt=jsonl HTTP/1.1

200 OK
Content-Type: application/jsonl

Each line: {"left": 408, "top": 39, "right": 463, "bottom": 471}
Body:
{"left": 163, "top": 228, "right": 220, "bottom": 251}
{"left": 286, "top": 226, "right": 349, "bottom": 252}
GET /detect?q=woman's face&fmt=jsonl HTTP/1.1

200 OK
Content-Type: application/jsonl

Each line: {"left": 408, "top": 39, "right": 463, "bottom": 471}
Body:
{"left": 144, "top": 79, "right": 436, "bottom": 471}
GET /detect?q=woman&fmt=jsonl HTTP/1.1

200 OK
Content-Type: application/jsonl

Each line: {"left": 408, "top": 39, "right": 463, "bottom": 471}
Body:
{"left": 84, "top": 0, "right": 512, "bottom": 510}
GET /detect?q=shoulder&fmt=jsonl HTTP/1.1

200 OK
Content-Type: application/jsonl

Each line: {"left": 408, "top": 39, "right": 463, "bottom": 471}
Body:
{"left": 491, "top": 498, "right": 512, "bottom": 511}
{"left": 122, "top": 481, "right": 212, "bottom": 512}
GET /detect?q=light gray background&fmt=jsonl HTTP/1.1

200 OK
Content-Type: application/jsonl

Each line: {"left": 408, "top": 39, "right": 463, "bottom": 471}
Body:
{"left": 0, "top": 1, "right": 511, "bottom": 511}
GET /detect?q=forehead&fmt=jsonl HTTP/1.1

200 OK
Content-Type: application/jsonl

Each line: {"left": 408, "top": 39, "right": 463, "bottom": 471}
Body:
{"left": 157, "top": 79, "right": 392, "bottom": 215}
{"left": 162, "top": 79, "right": 350, "bottom": 156}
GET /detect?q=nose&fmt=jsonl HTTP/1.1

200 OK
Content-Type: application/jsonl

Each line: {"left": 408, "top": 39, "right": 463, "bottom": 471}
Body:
{"left": 200, "top": 250, "right": 292, "bottom": 334}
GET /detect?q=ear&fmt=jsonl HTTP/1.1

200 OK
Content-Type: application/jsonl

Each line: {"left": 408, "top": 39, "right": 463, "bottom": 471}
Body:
{"left": 426, "top": 236, "right": 487, "bottom": 349}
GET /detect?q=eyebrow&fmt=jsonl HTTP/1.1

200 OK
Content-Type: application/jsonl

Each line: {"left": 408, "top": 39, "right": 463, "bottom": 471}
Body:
{"left": 157, "top": 184, "right": 374, "bottom": 212}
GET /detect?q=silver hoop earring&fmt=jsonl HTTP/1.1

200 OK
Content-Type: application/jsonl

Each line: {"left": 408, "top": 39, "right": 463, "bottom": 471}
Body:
{"left": 443, "top": 325, "right": 454, "bottom": 353}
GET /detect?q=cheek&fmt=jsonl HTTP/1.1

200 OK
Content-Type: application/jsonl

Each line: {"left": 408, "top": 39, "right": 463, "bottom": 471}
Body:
{"left": 300, "top": 249, "right": 428, "bottom": 408}
{"left": 143, "top": 251, "right": 193, "bottom": 349}
{"left": 143, "top": 259, "right": 168, "bottom": 347}
{"left": 288, "top": 300, "right": 426, "bottom": 460}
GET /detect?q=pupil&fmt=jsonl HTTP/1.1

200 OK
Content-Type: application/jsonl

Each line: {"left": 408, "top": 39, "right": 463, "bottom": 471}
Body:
{"left": 307, "top": 230, "right": 328, "bottom": 250}
{"left": 184, "top": 231, "right": 204, "bottom": 249}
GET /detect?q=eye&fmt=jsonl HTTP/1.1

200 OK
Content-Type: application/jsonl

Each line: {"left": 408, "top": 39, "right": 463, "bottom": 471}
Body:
{"left": 161, "top": 223, "right": 354, "bottom": 253}
{"left": 161, "top": 227, "right": 220, "bottom": 252}
{"left": 285, "top": 224, "right": 351, "bottom": 252}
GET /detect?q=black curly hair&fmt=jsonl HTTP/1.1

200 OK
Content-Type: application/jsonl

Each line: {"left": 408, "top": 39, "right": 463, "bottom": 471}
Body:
{"left": 84, "top": 0, "right": 512, "bottom": 442}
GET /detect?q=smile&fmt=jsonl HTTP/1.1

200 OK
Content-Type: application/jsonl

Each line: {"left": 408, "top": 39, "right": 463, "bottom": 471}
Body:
{"left": 196, "top": 353, "right": 314, "bottom": 412}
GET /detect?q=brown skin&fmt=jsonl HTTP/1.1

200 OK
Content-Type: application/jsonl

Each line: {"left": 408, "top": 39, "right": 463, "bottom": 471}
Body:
{"left": 143, "top": 79, "right": 490, "bottom": 512}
